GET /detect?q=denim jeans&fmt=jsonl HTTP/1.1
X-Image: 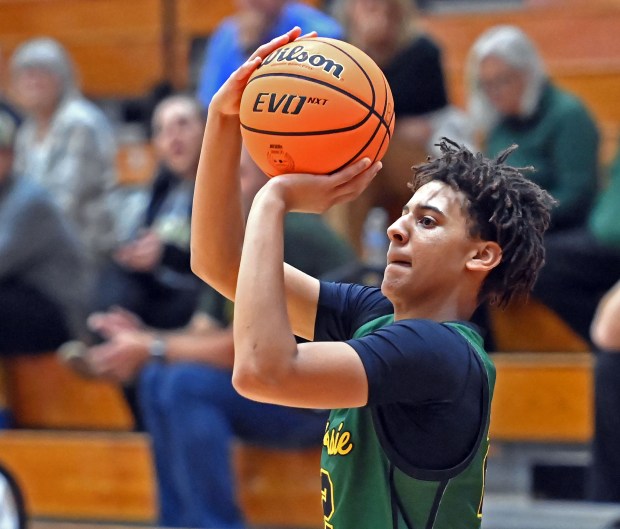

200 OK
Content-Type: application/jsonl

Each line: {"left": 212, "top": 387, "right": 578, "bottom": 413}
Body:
{"left": 138, "top": 362, "right": 328, "bottom": 528}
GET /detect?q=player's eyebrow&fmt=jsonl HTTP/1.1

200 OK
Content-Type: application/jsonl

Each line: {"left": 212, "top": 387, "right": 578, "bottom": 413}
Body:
{"left": 402, "top": 203, "right": 446, "bottom": 217}
{"left": 419, "top": 204, "right": 446, "bottom": 217}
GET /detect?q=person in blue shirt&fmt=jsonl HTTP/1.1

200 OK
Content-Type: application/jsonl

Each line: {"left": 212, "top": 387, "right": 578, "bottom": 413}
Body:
{"left": 191, "top": 28, "right": 556, "bottom": 528}
{"left": 196, "top": 0, "right": 342, "bottom": 109}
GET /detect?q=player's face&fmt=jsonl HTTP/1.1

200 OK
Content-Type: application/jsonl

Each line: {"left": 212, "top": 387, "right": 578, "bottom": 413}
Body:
{"left": 152, "top": 100, "right": 203, "bottom": 179}
{"left": 382, "top": 181, "right": 479, "bottom": 309}
{"left": 478, "top": 55, "right": 526, "bottom": 117}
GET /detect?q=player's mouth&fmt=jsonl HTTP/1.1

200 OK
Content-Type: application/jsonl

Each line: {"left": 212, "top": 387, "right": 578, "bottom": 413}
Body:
{"left": 387, "top": 254, "right": 411, "bottom": 267}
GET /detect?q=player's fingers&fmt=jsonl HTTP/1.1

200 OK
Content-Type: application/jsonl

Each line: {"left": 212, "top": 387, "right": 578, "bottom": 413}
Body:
{"left": 329, "top": 158, "right": 372, "bottom": 183}
{"left": 333, "top": 161, "right": 381, "bottom": 198}
{"left": 231, "top": 56, "right": 262, "bottom": 84}
{"left": 332, "top": 159, "right": 381, "bottom": 188}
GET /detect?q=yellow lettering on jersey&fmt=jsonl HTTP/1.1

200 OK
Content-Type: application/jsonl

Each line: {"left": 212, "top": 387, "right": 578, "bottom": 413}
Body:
{"left": 323, "top": 421, "right": 353, "bottom": 456}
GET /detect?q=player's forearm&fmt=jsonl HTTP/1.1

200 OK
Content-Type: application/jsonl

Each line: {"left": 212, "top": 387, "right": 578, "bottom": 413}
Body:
{"left": 190, "top": 109, "right": 244, "bottom": 300}
{"left": 233, "top": 186, "right": 298, "bottom": 394}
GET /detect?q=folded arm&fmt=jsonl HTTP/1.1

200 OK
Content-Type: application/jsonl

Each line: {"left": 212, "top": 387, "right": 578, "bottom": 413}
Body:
{"left": 232, "top": 163, "right": 380, "bottom": 409}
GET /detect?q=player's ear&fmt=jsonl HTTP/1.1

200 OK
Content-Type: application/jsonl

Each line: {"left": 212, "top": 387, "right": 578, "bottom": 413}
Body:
{"left": 466, "top": 241, "right": 502, "bottom": 273}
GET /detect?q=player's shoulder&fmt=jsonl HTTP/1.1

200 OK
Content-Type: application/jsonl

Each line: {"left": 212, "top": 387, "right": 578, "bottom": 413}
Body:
{"left": 343, "top": 283, "right": 393, "bottom": 329}
{"left": 385, "top": 319, "right": 483, "bottom": 354}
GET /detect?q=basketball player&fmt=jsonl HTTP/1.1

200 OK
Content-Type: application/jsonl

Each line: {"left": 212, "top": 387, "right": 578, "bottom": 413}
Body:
{"left": 191, "top": 27, "right": 555, "bottom": 528}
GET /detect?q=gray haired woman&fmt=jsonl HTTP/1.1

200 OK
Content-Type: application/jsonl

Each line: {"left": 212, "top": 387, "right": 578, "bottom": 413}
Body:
{"left": 466, "top": 25, "right": 599, "bottom": 232}
{"left": 10, "top": 37, "right": 118, "bottom": 269}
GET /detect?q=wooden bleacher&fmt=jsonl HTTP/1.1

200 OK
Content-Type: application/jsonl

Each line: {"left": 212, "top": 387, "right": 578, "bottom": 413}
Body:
{"left": 0, "top": 353, "right": 324, "bottom": 527}
{"left": 0, "top": 346, "right": 594, "bottom": 526}
{"left": 0, "top": 429, "right": 322, "bottom": 528}
{"left": 0, "top": 0, "right": 320, "bottom": 97}
{"left": 0, "top": 0, "right": 165, "bottom": 98}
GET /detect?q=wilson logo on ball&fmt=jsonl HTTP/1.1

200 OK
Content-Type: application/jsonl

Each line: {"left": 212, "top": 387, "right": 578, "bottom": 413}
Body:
{"left": 262, "top": 45, "right": 344, "bottom": 80}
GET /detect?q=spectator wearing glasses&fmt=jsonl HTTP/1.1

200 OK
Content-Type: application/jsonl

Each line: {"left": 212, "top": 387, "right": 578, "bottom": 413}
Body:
{"left": 466, "top": 25, "right": 599, "bottom": 233}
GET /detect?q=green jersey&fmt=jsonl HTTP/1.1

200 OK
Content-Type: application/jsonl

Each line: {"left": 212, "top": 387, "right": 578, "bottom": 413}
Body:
{"left": 320, "top": 315, "right": 495, "bottom": 529}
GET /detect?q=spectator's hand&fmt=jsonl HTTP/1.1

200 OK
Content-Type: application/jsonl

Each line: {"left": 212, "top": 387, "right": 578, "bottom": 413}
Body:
{"left": 88, "top": 306, "right": 144, "bottom": 340}
{"left": 210, "top": 26, "right": 313, "bottom": 116}
{"left": 86, "top": 332, "right": 152, "bottom": 383}
{"left": 114, "top": 229, "right": 163, "bottom": 272}
{"left": 262, "top": 157, "right": 382, "bottom": 214}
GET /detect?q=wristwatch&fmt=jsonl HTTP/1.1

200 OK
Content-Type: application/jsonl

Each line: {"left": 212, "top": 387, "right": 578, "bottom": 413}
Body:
{"left": 149, "top": 336, "right": 167, "bottom": 362}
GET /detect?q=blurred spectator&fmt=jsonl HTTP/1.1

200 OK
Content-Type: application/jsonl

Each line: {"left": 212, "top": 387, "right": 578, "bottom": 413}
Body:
{"left": 86, "top": 94, "right": 205, "bottom": 430}
{"left": 69, "top": 147, "right": 358, "bottom": 529}
{"left": 332, "top": 0, "right": 472, "bottom": 156}
{"left": 328, "top": 0, "right": 473, "bottom": 250}
{"left": 466, "top": 25, "right": 600, "bottom": 232}
{"left": 0, "top": 101, "right": 89, "bottom": 355}
{"left": 532, "top": 136, "right": 620, "bottom": 345}
{"left": 9, "top": 38, "right": 117, "bottom": 269}
{"left": 93, "top": 94, "right": 204, "bottom": 331}
{"left": 529, "top": 137, "right": 620, "bottom": 504}
{"left": 196, "top": 0, "right": 343, "bottom": 110}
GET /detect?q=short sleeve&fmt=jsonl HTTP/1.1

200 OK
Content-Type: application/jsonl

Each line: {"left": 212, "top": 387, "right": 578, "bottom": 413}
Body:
{"left": 348, "top": 320, "right": 473, "bottom": 405}
{"left": 314, "top": 282, "right": 392, "bottom": 342}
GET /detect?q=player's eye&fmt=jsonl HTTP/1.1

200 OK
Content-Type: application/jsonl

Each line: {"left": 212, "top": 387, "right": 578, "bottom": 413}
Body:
{"left": 418, "top": 216, "right": 437, "bottom": 228}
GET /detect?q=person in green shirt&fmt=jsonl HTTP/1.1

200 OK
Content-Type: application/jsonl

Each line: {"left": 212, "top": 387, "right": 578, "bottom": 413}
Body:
{"left": 464, "top": 24, "right": 603, "bottom": 350}
{"left": 191, "top": 27, "right": 555, "bottom": 529}
{"left": 466, "top": 24, "right": 600, "bottom": 233}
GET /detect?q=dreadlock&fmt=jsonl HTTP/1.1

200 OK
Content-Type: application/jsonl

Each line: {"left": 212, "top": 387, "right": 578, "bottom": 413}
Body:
{"left": 409, "top": 138, "right": 557, "bottom": 308}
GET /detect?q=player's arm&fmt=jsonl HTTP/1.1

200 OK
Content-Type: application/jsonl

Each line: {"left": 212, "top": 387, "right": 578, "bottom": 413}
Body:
{"left": 233, "top": 165, "right": 380, "bottom": 409}
{"left": 191, "top": 27, "right": 322, "bottom": 340}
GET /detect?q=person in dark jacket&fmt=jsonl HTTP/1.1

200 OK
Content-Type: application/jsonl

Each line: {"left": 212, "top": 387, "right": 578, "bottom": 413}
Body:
{"left": 94, "top": 94, "right": 204, "bottom": 330}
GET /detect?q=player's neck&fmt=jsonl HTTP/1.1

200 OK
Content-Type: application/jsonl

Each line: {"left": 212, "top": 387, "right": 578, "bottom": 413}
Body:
{"left": 392, "top": 293, "right": 477, "bottom": 323}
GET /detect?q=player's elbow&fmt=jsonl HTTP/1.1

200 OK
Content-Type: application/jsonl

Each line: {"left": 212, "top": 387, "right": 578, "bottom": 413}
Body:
{"left": 231, "top": 364, "right": 276, "bottom": 402}
{"left": 231, "top": 367, "right": 264, "bottom": 401}
{"left": 190, "top": 248, "right": 234, "bottom": 299}
{"left": 231, "top": 350, "right": 293, "bottom": 401}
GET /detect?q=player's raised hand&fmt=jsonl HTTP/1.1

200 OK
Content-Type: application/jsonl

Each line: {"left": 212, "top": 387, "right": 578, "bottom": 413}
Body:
{"left": 209, "top": 26, "right": 315, "bottom": 116}
{"left": 262, "top": 158, "right": 383, "bottom": 215}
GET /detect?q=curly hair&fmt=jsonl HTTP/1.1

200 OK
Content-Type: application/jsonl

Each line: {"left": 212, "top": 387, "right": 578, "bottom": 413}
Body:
{"left": 409, "top": 138, "right": 556, "bottom": 307}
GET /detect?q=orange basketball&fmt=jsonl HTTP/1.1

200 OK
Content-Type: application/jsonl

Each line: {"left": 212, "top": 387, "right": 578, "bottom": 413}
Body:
{"left": 239, "top": 37, "right": 395, "bottom": 177}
